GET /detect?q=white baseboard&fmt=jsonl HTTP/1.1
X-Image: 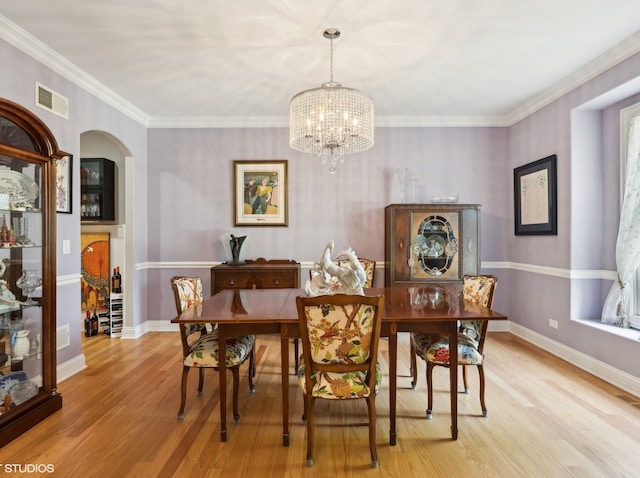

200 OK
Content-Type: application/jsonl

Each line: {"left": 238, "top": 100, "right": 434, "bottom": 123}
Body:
{"left": 507, "top": 322, "right": 640, "bottom": 398}
{"left": 147, "top": 320, "right": 179, "bottom": 332}
{"left": 120, "top": 322, "right": 150, "bottom": 339}
{"left": 57, "top": 353, "right": 87, "bottom": 383}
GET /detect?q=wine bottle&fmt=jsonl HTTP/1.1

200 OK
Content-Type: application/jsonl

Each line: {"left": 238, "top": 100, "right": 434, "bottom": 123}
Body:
{"left": 116, "top": 266, "right": 122, "bottom": 294}
{"left": 111, "top": 268, "right": 118, "bottom": 292}
{"left": 84, "top": 311, "right": 92, "bottom": 337}
{"left": 91, "top": 310, "right": 99, "bottom": 336}
{"left": 112, "top": 267, "right": 121, "bottom": 293}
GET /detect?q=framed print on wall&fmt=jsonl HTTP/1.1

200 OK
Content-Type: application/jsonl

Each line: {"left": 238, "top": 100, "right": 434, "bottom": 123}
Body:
{"left": 80, "top": 232, "right": 110, "bottom": 314}
{"left": 234, "top": 160, "right": 288, "bottom": 226}
{"left": 56, "top": 154, "right": 72, "bottom": 213}
{"left": 514, "top": 154, "right": 557, "bottom": 235}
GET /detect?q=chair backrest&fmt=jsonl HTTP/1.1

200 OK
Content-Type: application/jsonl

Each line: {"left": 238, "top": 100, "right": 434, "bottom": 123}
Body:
{"left": 337, "top": 258, "right": 376, "bottom": 288}
{"left": 460, "top": 274, "right": 498, "bottom": 353}
{"left": 296, "top": 293, "right": 384, "bottom": 397}
{"left": 171, "top": 276, "right": 207, "bottom": 353}
{"left": 171, "top": 276, "right": 203, "bottom": 314}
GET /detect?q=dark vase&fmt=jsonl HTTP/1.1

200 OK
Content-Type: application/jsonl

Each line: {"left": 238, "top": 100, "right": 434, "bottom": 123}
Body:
{"left": 229, "top": 235, "right": 246, "bottom": 264}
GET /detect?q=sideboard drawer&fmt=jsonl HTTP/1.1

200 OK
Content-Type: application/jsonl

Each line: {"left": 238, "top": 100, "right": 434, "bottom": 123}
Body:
{"left": 211, "top": 259, "right": 300, "bottom": 295}
{"left": 213, "top": 270, "right": 297, "bottom": 290}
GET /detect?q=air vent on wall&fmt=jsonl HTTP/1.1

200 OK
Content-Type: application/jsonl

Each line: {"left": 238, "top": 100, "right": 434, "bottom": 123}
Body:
{"left": 35, "top": 82, "right": 69, "bottom": 119}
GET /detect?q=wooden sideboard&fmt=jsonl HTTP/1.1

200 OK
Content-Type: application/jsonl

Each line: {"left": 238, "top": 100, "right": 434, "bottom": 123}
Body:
{"left": 210, "top": 258, "right": 300, "bottom": 295}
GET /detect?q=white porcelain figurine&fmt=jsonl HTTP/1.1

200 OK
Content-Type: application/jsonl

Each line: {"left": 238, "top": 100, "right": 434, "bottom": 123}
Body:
{"left": 305, "top": 240, "right": 367, "bottom": 297}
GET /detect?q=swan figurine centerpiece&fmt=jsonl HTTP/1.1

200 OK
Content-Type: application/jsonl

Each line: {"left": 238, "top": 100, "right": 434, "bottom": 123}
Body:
{"left": 305, "top": 240, "right": 367, "bottom": 297}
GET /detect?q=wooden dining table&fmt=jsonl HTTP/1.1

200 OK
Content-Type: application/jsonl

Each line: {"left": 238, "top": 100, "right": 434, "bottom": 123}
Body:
{"left": 170, "top": 286, "right": 507, "bottom": 446}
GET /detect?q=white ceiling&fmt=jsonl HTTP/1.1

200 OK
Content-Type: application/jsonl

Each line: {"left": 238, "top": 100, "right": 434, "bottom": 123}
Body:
{"left": 1, "top": 0, "right": 640, "bottom": 127}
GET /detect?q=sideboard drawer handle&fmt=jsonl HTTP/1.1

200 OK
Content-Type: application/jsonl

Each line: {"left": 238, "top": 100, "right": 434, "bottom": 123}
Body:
{"left": 274, "top": 279, "right": 280, "bottom": 285}
{"left": 228, "top": 279, "right": 235, "bottom": 285}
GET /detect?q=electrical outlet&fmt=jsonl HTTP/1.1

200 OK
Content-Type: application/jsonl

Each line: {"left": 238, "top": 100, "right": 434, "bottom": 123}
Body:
{"left": 549, "top": 318, "right": 559, "bottom": 329}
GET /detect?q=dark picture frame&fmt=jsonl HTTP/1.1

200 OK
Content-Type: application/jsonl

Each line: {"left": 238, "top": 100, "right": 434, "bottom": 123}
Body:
{"left": 514, "top": 154, "right": 557, "bottom": 235}
{"left": 233, "top": 159, "right": 288, "bottom": 227}
{"left": 56, "top": 154, "right": 72, "bottom": 213}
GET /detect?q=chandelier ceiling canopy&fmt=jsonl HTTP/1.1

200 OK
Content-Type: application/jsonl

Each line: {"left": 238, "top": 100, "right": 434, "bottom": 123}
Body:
{"left": 289, "top": 28, "right": 374, "bottom": 174}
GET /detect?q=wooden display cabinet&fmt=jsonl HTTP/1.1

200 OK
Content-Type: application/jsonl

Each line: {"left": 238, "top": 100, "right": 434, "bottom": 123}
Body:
{"left": 80, "top": 157, "right": 116, "bottom": 223}
{"left": 0, "top": 98, "right": 67, "bottom": 446}
{"left": 385, "top": 204, "right": 481, "bottom": 291}
{"left": 211, "top": 258, "right": 300, "bottom": 295}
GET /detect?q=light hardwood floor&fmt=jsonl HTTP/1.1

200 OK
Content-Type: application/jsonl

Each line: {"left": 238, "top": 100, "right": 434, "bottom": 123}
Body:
{"left": 1, "top": 331, "right": 639, "bottom": 477}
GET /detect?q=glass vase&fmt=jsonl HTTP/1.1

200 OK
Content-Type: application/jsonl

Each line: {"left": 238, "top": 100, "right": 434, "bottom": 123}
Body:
{"left": 16, "top": 270, "right": 42, "bottom": 305}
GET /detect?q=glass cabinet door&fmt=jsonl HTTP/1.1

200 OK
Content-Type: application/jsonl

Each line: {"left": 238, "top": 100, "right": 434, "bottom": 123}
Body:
{"left": 0, "top": 97, "right": 65, "bottom": 446}
{"left": 0, "top": 157, "right": 45, "bottom": 408}
{"left": 80, "top": 157, "right": 116, "bottom": 223}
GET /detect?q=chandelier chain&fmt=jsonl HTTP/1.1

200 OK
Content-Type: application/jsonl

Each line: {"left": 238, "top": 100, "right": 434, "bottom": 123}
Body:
{"left": 329, "top": 35, "right": 334, "bottom": 83}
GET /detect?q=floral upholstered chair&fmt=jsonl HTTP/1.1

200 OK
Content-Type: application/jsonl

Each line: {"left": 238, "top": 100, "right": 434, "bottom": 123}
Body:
{"left": 296, "top": 294, "right": 384, "bottom": 468}
{"left": 171, "top": 276, "right": 255, "bottom": 421}
{"left": 338, "top": 257, "right": 376, "bottom": 287}
{"left": 295, "top": 258, "right": 377, "bottom": 372}
{"left": 410, "top": 275, "right": 497, "bottom": 419}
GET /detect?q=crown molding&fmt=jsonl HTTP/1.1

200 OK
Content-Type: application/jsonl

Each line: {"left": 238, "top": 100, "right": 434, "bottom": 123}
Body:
{"left": 147, "top": 116, "right": 290, "bottom": 129}
{"left": 505, "top": 31, "right": 640, "bottom": 126}
{"left": 147, "top": 114, "right": 509, "bottom": 129}
{"left": 3, "top": 14, "right": 639, "bottom": 130}
{"left": 0, "top": 15, "right": 150, "bottom": 127}
{"left": 373, "top": 116, "right": 509, "bottom": 128}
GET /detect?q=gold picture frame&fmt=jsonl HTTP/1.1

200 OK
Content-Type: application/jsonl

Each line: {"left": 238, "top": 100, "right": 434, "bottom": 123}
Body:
{"left": 234, "top": 160, "right": 288, "bottom": 226}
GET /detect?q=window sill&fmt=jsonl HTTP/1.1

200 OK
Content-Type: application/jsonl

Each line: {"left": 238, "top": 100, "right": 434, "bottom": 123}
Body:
{"left": 573, "top": 318, "right": 640, "bottom": 341}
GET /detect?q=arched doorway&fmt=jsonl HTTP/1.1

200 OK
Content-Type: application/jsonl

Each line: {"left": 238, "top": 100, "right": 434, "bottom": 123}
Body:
{"left": 79, "top": 131, "right": 135, "bottom": 341}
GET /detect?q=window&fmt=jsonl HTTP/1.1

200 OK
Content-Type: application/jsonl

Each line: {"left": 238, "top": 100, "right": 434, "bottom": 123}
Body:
{"left": 621, "top": 102, "right": 640, "bottom": 329}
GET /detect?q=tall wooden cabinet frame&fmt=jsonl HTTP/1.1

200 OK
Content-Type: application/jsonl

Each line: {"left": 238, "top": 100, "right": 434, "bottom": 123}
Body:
{"left": 0, "top": 98, "right": 67, "bottom": 446}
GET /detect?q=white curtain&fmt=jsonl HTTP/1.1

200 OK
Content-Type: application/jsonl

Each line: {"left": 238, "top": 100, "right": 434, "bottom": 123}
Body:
{"left": 602, "top": 115, "right": 640, "bottom": 327}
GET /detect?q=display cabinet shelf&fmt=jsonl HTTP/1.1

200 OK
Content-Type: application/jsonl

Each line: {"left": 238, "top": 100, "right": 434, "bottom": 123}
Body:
{"left": 0, "top": 97, "right": 67, "bottom": 447}
{"left": 109, "top": 293, "right": 123, "bottom": 338}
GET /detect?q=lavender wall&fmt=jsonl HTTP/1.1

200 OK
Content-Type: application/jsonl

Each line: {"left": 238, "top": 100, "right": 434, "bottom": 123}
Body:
{"left": 147, "top": 126, "right": 510, "bottom": 318}
{"left": 3, "top": 33, "right": 640, "bottom": 382}
{"left": 508, "top": 51, "right": 640, "bottom": 377}
{"left": 147, "top": 127, "right": 509, "bottom": 260}
{"left": 1, "top": 40, "right": 149, "bottom": 366}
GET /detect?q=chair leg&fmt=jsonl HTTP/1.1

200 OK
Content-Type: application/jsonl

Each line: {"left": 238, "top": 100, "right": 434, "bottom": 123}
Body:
{"left": 232, "top": 365, "right": 241, "bottom": 423}
{"left": 294, "top": 339, "right": 299, "bottom": 373}
{"left": 367, "top": 396, "right": 379, "bottom": 469}
{"left": 178, "top": 366, "right": 190, "bottom": 420}
{"left": 426, "top": 362, "right": 435, "bottom": 419}
{"left": 305, "top": 395, "right": 315, "bottom": 467}
{"left": 197, "top": 367, "right": 205, "bottom": 395}
{"left": 247, "top": 348, "right": 256, "bottom": 393}
{"left": 301, "top": 389, "right": 307, "bottom": 424}
{"left": 478, "top": 364, "right": 488, "bottom": 417}
{"left": 463, "top": 364, "right": 470, "bottom": 394}
{"left": 410, "top": 339, "right": 418, "bottom": 389}
{"left": 251, "top": 339, "right": 257, "bottom": 377}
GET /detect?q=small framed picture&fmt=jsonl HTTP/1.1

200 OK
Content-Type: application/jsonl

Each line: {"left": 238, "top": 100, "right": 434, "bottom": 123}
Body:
{"left": 514, "top": 154, "right": 557, "bottom": 235}
{"left": 56, "top": 155, "right": 73, "bottom": 214}
{"left": 233, "top": 160, "right": 288, "bottom": 227}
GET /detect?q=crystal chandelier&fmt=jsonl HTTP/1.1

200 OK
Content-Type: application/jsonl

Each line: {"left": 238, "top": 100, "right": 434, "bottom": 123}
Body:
{"left": 289, "top": 28, "right": 374, "bottom": 174}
